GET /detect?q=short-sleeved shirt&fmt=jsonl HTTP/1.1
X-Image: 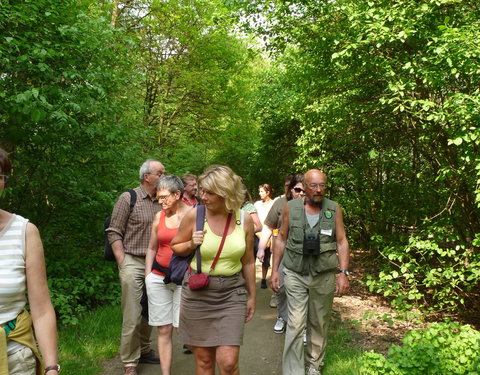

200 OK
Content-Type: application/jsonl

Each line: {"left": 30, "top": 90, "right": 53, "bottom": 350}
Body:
{"left": 264, "top": 196, "right": 288, "bottom": 230}
{"left": 254, "top": 199, "right": 274, "bottom": 224}
{"left": 107, "top": 185, "right": 160, "bottom": 257}
{"left": 241, "top": 201, "right": 256, "bottom": 214}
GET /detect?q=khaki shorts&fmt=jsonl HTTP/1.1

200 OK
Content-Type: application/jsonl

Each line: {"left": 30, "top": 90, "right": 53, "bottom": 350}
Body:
{"left": 145, "top": 272, "right": 182, "bottom": 327}
{"left": 8, "top": 345, "right": 36, "bottom": 375}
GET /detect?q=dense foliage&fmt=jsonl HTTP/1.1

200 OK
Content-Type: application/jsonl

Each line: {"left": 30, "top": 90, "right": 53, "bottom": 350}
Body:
{"left": 360, "top": 322, "right": 480, "bottom": 374}
{"left": 2, "top": 0, "right": 480, "bottom": 323}
{"left": 237, "top": 0, "right": 480, "bottom": 317}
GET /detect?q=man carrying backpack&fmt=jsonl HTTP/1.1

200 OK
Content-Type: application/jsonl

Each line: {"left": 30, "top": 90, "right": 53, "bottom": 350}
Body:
{"left": 106, "top": 159, "right": 165, "bottom": 375}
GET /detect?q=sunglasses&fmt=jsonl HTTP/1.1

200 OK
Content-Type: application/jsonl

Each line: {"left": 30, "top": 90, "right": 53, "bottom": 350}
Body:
{"left": 293, "top": 187, "right": 304, "bottom": 193}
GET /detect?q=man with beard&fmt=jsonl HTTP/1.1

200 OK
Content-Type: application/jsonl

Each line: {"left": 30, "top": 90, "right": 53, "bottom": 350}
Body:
{"left": 271, "top": 169, "right": 350, "bottom": 375}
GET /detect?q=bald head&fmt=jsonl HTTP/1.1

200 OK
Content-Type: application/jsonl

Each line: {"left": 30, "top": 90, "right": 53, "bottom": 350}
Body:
{"left": 304, "top": 169, "right": 327, "bottom": 206}
{"left": 304, "top": 169, "right": 326, "bottom": 183}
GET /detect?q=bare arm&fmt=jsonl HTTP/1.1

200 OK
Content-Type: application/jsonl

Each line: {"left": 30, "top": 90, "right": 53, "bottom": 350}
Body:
{"left": 241, "top": 213, "right": 256, "bottom": 323}
{"left": 271, "top": 204, "right": 289, "bottom": 292}
{"left": 145, "top": 212, "right": 160, "bottom": 276}
{"left": 335, "top": 206, "right": 350, "bottom": 295}
{"left": 25, "top": 223, "right": 58, "bottom": 371}
{"left": 250, "top": 212, "right": 263, "bottom": 233}
{"left": 256, "top": 225, "right": 273, "bottom": 262}
{"left": 170, "top": 209, "right": 204, "bottom": 256}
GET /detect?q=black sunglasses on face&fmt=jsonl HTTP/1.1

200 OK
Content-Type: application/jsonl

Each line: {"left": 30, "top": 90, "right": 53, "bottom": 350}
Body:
{"left": 293, "top": 187, "right": 304, "bottom": 193}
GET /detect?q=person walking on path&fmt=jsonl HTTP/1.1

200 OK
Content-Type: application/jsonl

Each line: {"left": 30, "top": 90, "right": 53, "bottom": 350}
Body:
{"left": 145, "top": 175, "right": 192, "bottom": 375}
{"left": 171, "top": 165, "right": 256, "bottom": 375}
{"left": 0, "top": 148, "right": 59, "bottom": 375}
{"left": 144, "top": 175, "right": 193, "bottom": 375}
{"left": 107, "top": 159, "right": 165, "bottom": 375}
{"left": 271, "top": 169, "right": 350, "bottom": 375}
{"left": 257, "top": 174, "right": 304, "bottom": 334}
{"left": 254, "top": 183, "right": 274, "bottom": 289}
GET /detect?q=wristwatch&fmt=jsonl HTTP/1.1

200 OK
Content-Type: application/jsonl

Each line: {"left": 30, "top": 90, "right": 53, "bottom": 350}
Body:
{"left": 45, "top": 364, "right": 61, "bottom": 374}
{"left": 337, "top": 269, "right": 350, "bottom": 276}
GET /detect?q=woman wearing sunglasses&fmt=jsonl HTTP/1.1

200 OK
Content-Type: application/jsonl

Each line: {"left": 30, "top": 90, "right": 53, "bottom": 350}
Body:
{"left": 257, "top": 174, "right": 305, "bottom": 334}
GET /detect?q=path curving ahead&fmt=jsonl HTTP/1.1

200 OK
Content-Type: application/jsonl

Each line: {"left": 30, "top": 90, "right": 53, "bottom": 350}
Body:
{"left": 101, "top": 264, "right": 283, "bottom": 375}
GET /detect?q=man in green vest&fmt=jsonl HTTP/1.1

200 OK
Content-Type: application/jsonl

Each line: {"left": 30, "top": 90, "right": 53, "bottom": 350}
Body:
{"left": 271, "top": 169, "right": 350, "bottom": 375}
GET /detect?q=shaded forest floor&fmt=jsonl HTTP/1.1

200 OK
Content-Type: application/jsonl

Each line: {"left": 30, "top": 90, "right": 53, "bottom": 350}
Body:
{"left": 332, "top": 250, "right": 424, "bottom": 355}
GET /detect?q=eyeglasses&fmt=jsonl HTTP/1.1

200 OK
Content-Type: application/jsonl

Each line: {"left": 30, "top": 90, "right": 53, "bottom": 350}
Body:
{"left": 149, "top": 172, "right": 164, "bottom": 177}
{"left": 157, "top": 193, "right": 172, "bottom": 201}
{"left": 307, "top": 183, "right": 327, "bottom": 190}
{"left": 293, "top": 187, "right": 304, "bottom": 193}
{"left": 0, "top": 174, "right": 8, "bottom": 183}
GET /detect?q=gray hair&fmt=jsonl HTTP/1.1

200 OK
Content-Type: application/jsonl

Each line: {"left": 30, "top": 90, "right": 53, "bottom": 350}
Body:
{"left": 155, "top": 175, "right": 184, "bottom": 194}
{"left": 139, "top": 159, "right": 158, "bottom": 181}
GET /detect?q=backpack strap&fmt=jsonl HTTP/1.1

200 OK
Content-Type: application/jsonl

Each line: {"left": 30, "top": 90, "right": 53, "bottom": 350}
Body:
{"left": 195, "top": 205, "right": 206, "bottom": 273}
{"left": 127, "top": 189, "right": 137, "bottom": 214}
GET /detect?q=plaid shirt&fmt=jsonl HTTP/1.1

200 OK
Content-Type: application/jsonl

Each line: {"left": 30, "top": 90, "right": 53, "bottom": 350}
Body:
{"left": 107, "top": 185, "right": 160, "bottom": 257}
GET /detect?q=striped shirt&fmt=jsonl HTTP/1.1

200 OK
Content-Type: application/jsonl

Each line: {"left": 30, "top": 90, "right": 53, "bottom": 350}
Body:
{"left": 107, "top": 185, "right": 160, "bottom": 257}
{"left": 0, "top": 214, "right": 28, "bottom": 325}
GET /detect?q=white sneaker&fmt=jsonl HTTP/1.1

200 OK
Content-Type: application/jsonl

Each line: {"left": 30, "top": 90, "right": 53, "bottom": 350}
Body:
{"left": 306, "top": 366, "right": 321, "bottom": 375}
{"left": 303, "top": 328, "right": 307, "bottom": 345}
{"left": 273, "top": 317, "right": 286, "bottom": 334}
{"left": 269, "top": 293, "right": 278, "bottom": 308}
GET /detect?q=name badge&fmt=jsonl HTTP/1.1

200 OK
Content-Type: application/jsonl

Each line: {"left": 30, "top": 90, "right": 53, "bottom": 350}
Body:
{"left": 321, "top": 229, "right": 332, "bottom": 236}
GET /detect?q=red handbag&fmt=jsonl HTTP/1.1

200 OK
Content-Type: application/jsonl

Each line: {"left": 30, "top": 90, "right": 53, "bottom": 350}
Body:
{"left": 189, "top": 213, "right": 232, "bottom": 291}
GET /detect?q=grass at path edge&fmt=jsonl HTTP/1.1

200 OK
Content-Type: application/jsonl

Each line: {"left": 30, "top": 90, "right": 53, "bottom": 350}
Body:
{"left": 58, "top": 304, "right": 122, "bottom": 374}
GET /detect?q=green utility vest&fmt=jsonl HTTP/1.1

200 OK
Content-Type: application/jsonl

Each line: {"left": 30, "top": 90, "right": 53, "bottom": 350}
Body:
{"left": 283, "top": 197, "right": 339, "bottom": 275}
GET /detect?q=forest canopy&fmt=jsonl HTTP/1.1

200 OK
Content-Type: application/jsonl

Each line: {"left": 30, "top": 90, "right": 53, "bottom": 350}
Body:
{"left": 1, "top": 0, "right": 479, "bottom": 322}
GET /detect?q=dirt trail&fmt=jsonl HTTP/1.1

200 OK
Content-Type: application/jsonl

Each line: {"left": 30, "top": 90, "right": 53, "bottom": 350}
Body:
{"left": 101, "top": 260, "right": 412, "bottom": 374}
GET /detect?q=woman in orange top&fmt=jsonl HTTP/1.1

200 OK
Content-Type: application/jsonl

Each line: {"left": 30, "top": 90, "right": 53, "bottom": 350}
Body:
{"left": 145, "top": 175, "right": 193, "bottom": 375}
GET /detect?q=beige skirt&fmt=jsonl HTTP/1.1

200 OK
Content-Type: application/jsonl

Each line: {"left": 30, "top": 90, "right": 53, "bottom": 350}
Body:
{"left": 179, "top": 272, "right": 247, "bottom": 347}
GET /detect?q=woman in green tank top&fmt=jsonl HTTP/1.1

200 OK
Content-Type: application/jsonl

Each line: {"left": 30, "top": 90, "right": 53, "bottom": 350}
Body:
{"left": 171, "top": 165, "right": 256, "bottom": 375}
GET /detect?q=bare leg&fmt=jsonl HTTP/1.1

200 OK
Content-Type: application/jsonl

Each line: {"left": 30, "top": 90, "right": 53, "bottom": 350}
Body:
{"left": 193, "top": 346, "right": 216, "bottom": 375}
{"left": 262, "top": 266, "right": 269, "bottom": 280}
{"left": 157, "top": 324, "right": 173, "bottom": 375}
{"left": 216, "top": 346, "right": 240, "bottom": 375}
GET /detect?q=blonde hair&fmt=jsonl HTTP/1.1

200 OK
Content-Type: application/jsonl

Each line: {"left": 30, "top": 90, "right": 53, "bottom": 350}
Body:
{"left": 198, "top": 165, "right": 245, "bottom": 212}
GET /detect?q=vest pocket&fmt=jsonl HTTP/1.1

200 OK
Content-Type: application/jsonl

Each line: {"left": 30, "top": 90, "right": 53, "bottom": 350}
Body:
{"left": 288, "top": 224, "right": 304, "bottom": 254}
{"left": 313, "top": 249, "right": 339, "bottom": 273}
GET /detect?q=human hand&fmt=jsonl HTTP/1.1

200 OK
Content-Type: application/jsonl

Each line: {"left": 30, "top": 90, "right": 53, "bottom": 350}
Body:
{"left": 245, "top": 297, "right": 255, "bottom": 323}
{"left": 270, "top": 271, "right": 280, "bottom": 293}
{"left": 191, "top": 229, "right": 207, "bottom": 249}
{"left": 256, "top": 248, "right": 265, "bottom": 262}
{"left": 335, "top": 273, "right": 349, "bottom": 295}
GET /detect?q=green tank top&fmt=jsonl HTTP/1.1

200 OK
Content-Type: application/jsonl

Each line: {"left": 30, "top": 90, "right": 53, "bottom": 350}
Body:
{"left": 191, "top": 209, "right": 246, "bottom": 276}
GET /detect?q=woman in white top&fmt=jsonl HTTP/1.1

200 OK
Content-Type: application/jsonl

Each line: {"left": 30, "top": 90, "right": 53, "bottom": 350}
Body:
{"left": 253, "top": 183, "right": 275, "bottom": 288}
{"left": 0, "top": 148, "right": 59, "bottom": 375}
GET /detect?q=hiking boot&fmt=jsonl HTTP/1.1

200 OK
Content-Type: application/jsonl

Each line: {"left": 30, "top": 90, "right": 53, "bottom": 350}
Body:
{"left": 273, "top": 317, "right": 286, "bottom": 334}
{"left": 306, "top": 366, "right": 321, "bottom": 375}
{"left": 260, "top": 279, "right": 267, "bottom": 289}
{"left": 269, "top": 293, "right": 277, "bottom": 308}
{"left": 124, "top": 366, "right": 137, "bottom": 375}
{"left": 139, "top": 349, "right": 160, "bottom": 364}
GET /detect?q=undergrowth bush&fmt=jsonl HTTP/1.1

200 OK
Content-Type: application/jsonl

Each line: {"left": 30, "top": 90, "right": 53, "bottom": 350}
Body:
{"left": 360, "top": 322, "right": 480, "bottom": 375}
{"left": 46, "top": 246, "right": 120, "bottom": 325}
{"left": 366, "top": 230, "right": 480, "bottom": 314}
